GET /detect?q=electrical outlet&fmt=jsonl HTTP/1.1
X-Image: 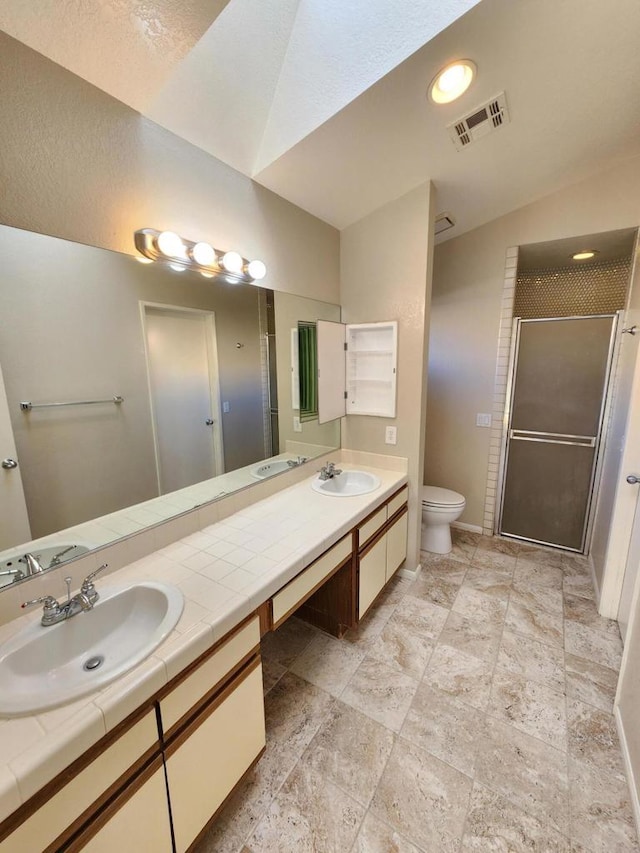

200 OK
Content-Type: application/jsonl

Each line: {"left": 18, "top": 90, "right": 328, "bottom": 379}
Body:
{"left": 385, "top": 426, "right": 397, "bottom": 445}
{"left": 476, "top": 413, "right": 492, "bottom": 428}
{"left": 293, "top": 416, "right": 302, "bottom": 433}
{"left": 222, "top": 401, "right": 230, "bottom": 413}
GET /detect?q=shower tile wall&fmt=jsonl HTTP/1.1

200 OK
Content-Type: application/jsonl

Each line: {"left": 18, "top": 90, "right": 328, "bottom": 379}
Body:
{"left": 514, "top": 259, "right": 630, "bottom": 319}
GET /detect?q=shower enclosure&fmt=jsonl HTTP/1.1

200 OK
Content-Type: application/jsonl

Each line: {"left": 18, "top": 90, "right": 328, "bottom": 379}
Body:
{"left": 498, "top": 314, "right": 618, "bottom": 552}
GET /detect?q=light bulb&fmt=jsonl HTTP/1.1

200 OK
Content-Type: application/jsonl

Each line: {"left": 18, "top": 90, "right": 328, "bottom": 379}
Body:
{"left": 429, "top": 60, "right": 476, "bottom": 104}
{"left": 157, "top": 231, "right": 187, "bottom": 259}
{"left": 192, "top": 241, "right": 216, "bottom": 266}
{"left": 247, "top": 260, "right": 266, "bottom": 280}
{"left": 200, "top": 271, "right": 215, "bottom": 279}
{"left": 572, "top": 250, "right": 597, "bottom": 261}
{"left": 169, "top": 263, "right": 186, "bottom": 272}
{"left": 135, "top": 256, "right": 154, "bottom": 264}
{"left": 221, "top": 251, "right": 243, "bottom": 274}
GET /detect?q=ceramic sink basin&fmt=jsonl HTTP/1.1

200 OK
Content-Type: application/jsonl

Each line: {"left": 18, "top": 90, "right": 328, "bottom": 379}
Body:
{"left": 0, "top": 581, "right": 183, "bottom": 717}
{"left": 251, "top": 460, "right": 294, "bottom": 479}
{"left": 311, "top": 470, "right": 381, "bottom": 497}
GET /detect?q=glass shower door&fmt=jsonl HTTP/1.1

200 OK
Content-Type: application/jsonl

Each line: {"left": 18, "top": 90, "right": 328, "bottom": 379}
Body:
{"left": 499, "top": 315, "right": 617, "bottom": 552}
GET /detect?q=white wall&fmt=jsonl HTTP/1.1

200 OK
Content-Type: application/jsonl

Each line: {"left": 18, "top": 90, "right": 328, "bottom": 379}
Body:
{"left": 341, "top": 183, "right": 435, "bottom": 573}
{"left": 426, "top": 154, "right": 640, "bottom": 529}
{"left": 0, "top": 31, "right": 340, "bottom": 306}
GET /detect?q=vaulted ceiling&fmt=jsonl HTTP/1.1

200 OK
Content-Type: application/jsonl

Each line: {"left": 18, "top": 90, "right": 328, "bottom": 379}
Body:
{"left": 1, "top": 0, "right": 639, "bottom": 239}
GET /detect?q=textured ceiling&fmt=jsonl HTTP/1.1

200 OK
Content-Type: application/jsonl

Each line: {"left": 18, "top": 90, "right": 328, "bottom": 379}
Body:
{"left": 1, "top": 0, "right": 639, "bottom": 239}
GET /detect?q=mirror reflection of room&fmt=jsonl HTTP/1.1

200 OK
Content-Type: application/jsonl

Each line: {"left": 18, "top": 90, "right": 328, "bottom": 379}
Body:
{"left": 0, "top": 225, "right": 340, "bottom": 571}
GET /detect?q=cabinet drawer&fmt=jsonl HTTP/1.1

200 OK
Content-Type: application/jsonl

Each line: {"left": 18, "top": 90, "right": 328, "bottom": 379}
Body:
{"left": 386, "top": 510, "right": 408, "bottom": 580}
{"left": 166, "top": 662, "right": 266, "bottom": 853}
{"left": 358, "top": 506, "right": 387, "bottom": 550}
{"left": 387, "top": 486, "right": 408, "bottom": 518}
{"left": 68, "top": 759, "right": 172, "bottom": 853}
{"left": 1, "top": 711, "right": 158, "bottom": 853}
{"left": 272, "top": 535, "right": 352, "bottom": 627}
{"left": 358, "top": 536, "right": 387, "bottom": 619}
{"left": 160, "top": 615, "right": 260, "bottom": 735}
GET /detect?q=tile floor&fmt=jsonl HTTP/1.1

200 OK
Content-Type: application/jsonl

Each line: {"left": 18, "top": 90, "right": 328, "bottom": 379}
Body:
{"left": 195, "top": 531, "right": 639, "bottom": 852}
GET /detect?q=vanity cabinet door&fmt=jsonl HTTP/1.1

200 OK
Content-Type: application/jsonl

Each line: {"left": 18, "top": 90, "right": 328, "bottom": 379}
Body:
{"left": 66, "top": 758, "right": 172, "bottom": 853}
{"left": 386, "top": 509, "right": 408, "bottom": 581}
{"left": 165, "top": 660, "right": 266, "bottom": 853}
{"left": 358, "top": 535, "right": 387, "bottom": 618}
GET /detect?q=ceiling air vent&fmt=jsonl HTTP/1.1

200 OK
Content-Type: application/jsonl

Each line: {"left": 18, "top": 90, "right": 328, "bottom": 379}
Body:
{"left": 448, "top": 92, "right": 509, "bottom": 151}
{"left": 435, "top": 212, "right": 456, "bottom": 235}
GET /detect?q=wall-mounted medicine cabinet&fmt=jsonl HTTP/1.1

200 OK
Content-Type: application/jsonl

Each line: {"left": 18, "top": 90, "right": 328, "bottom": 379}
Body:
{"left": 317, "top": 321, "right": 397, "bottom": 423}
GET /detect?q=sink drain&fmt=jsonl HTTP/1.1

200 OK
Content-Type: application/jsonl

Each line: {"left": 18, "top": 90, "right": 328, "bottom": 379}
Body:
{"left": 83, "top": 655, "right": 104, "bottom": 672}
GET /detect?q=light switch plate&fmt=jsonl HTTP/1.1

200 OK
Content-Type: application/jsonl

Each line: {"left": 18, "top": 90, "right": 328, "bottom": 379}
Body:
{"left": 476, "top": 413, "right": 492, "bottom": 427}
{"left": 222, "top": 401, "right": 230, "bottom": 413}
{"left": 293, "top": 416, "right": 302, "bottom": 433}
{"left": 385, "top": 426, "right": 397, "bottom": 445}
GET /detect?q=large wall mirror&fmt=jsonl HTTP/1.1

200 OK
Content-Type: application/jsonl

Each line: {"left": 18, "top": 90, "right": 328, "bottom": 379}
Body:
{"left": 0, "top": 225, "right": 340, "bottom": 588}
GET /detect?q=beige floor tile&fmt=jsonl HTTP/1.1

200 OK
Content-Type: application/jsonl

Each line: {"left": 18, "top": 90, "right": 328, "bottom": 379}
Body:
{"left": 569, "top": 757, "right": 639, "bottom": 853}
{"left": 439, "top": 610, "right": 503, "bottom": 663}
{"left": 514, "top": 559, "right": 564, "bottom": 589}
{"left": 505, "top": 588, "right": 564, "bottom": 648}
{"left": 462, "top": 565, "right": 513, "bottom": 599}
{"left": 423, "top": 643, "right": 494, "bottom": 710}
{"left": 476, "top": 536, "right": 520, "bottom": 557}
{"left": 564, "top": 593, "right": 620, "bottom": 637}
{"left": 475, "top": 717, "right": 569, "bottom": 835}
{"left": 451, "top": 528, "right": 482, "bottom": 559}
{"left": 517, "top": 544, "right": 564, "bottom": 568}
{"left": 497, "top": 629, "right": 565, "bottom": 692}
{"left": 406, "top": 573, "right": 461, "bottom": 608}
{"left": 565, "top": 653, "right": 618, "bottom": 713}
{"left": 451, "top": 584, "right": 508, "bottom": 623}
{"left": 371, "top": 738, "right": 473, "bottom": 853}
{"left": 488, "top": 669, "right": 567, "bottom": 750}
{"left": 247, "top": 759, "right": 365, "bottom": 853}
{"left": 564, "top": 621, "right": 622, "bottom": 670}
{"left": 511, "top": 578, "right": 564, "bottom": 613}
{"left": 289, "top": 634, "right": 365, "bottom": 697}
{"left": 341, "top": 657, "right": 418, "bottom": 732}
{"left": 471, "top": 547, "right": 517, "bottom": 572}
{"left": 567, "top": 697, "right": 626, "bottom": 780}
{"left": 260, "top": 618, "right": 318, "bottom": 667}
{"left": 350, "top": 812, "right": 422, "bottom": 853}
{"left": 401, "top": 682, "right": 482, "bottom": 776}
{"left": 302, "top": 701, "right": 394, "bottom": 807}
{"left": 421, "top": 556, "right": 469, "bottom": 581}
{"left": 461, "top": 783, "right": 571, "bottom": 851}
{"left": 262, "top": 658, "right": 287, "bottom": 695}
{"left": 364, "top": 620, "right": 435, "bottom": 680}
{"left": 264, "top": 672, "right": 335, "bottom": 757}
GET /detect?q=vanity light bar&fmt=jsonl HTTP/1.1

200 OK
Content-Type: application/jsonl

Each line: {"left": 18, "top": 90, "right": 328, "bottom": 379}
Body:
{"left": 134, "top": 229, "right": 267, "bottom": 282}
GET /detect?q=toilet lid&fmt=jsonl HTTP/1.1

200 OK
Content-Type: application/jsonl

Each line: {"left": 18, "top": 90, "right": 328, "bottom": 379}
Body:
{"left": 422, "top": 485, "right": 465, "bottom": 507}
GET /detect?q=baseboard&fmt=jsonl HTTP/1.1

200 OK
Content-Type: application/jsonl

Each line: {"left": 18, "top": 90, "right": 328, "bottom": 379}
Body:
{"left": 451, "top": 521, "right": 484, "bottom": 534}
{"left": 398, "top": 563, "right": 422, "bottom": 581}
{"left": 615, "top": 705, "right": 640, "bottom": 837}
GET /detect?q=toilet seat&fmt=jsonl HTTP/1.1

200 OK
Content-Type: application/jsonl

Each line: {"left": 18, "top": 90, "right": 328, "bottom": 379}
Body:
{"left": 422, "top": 485, "right": 465, "bottom": 508}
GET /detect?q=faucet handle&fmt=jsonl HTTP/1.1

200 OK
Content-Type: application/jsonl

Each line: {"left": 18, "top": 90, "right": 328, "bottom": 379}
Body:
{"left": 21, "top": 594, "right": 60, "bottom": 612}
{"left": 81, "top": 563, "right": 108, "bottom": 588}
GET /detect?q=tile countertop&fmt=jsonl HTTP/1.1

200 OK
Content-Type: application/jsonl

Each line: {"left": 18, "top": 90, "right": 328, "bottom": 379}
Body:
{"left": 0, "top": 462, "right": 408, "bottom": 824}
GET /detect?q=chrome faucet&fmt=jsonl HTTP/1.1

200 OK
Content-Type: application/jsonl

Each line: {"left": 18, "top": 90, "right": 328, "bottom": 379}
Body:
{"left": 319, "top": 461, "right": 343, "bottom": 480}
{"left": 21, "top": 564, "right": 108, "bottom": 626}
{"left": 287, "top": 455, "right": 309, "bottom": 468}
{"left": 22, "top": 552, "right": 46, "bottom": 576}
{"left": 49, "top": 545, "right": 77, "bottom": 567}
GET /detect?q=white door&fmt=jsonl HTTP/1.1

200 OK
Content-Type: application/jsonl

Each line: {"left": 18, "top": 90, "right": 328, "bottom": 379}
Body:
{"left": 619, "top": 495, "right": 640, "bottom": 641}
{"left": 143, "top": 306, "right": 223, "bottom": 495}
{"left": 0, "top": 361, "right": 31, "bottom": 549}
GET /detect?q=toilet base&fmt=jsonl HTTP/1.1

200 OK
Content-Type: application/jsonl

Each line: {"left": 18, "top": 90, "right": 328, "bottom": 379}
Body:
{"left": 421, "top": 522, "right": 453, "bottom": 554}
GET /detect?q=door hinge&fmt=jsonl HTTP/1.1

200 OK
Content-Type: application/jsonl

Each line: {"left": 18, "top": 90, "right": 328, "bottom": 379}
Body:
{"left": 344, "top": 342, "right": 348, "bottom": 351}
{"left": 344, "top": 391, "right": 348, "bottom": 400}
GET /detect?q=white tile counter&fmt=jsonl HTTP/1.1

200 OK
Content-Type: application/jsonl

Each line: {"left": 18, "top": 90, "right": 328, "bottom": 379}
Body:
{"left": 0, "top": 460, "right": 407, "bottom": 824}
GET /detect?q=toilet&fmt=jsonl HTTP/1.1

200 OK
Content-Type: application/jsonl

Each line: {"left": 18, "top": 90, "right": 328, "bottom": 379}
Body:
{"left": 421, "top": 485, "right": 466, "bottom": 554}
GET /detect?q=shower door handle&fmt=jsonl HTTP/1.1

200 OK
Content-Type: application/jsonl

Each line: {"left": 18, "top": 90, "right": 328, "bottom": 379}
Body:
{"left": 1, "top": 458, "right": 18, "bottom": 469}
{"left": 626, "top": 474, "right": 640, "bottom": 485}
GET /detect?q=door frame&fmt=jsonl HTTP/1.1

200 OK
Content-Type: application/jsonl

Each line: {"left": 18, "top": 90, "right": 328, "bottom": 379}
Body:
{"left": 495, "top": 312, "right": 619, "bottom": 553}
{"left": 139, "top": 302, "right": 225, "bottom": 496}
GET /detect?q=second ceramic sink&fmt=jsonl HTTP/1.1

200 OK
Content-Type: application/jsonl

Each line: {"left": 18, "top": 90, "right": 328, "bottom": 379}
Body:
{"left": 311, "top": 470, "right": 381, "bottom": 497}
{"left": 0, "top": 581, "right": 183, "bottom": 717}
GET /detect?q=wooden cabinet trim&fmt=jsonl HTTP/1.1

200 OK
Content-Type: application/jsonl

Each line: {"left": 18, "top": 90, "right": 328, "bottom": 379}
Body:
{"left": 55, "top": 754, "right": 168, "bottom": 853}
{"left": 359, "top": 503, "right": 408, "bottom": 560}
{"left": 0, "top": 704, "right": 160, "bottom": 844}
{"left": 163, "top": 655, "right": 262, "bottom": 758}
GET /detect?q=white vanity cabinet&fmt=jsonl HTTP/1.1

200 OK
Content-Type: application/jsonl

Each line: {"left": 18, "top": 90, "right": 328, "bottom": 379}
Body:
{"left": 357, "top": 486, "right": 408, "bottom": 619}
{"left": 159, "top": 614, "right": 265, "bottom": 853}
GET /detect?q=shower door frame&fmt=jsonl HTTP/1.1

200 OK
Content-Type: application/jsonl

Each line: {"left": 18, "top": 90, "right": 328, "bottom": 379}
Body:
{"left": 495, "top": 312, "right": 620, "bottom": 554}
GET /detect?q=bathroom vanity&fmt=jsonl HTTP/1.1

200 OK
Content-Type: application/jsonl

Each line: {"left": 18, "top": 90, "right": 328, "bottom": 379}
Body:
{"left": 0, "top": 463, "right": 408, "bottom": 852}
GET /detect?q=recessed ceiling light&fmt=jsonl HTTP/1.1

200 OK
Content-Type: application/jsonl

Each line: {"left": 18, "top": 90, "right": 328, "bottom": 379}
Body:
{"left": 429, "top": 60, "right": 476, "bottom": 104}
{"left": 571, "top": 250, "right": 598, "bottom": 261}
